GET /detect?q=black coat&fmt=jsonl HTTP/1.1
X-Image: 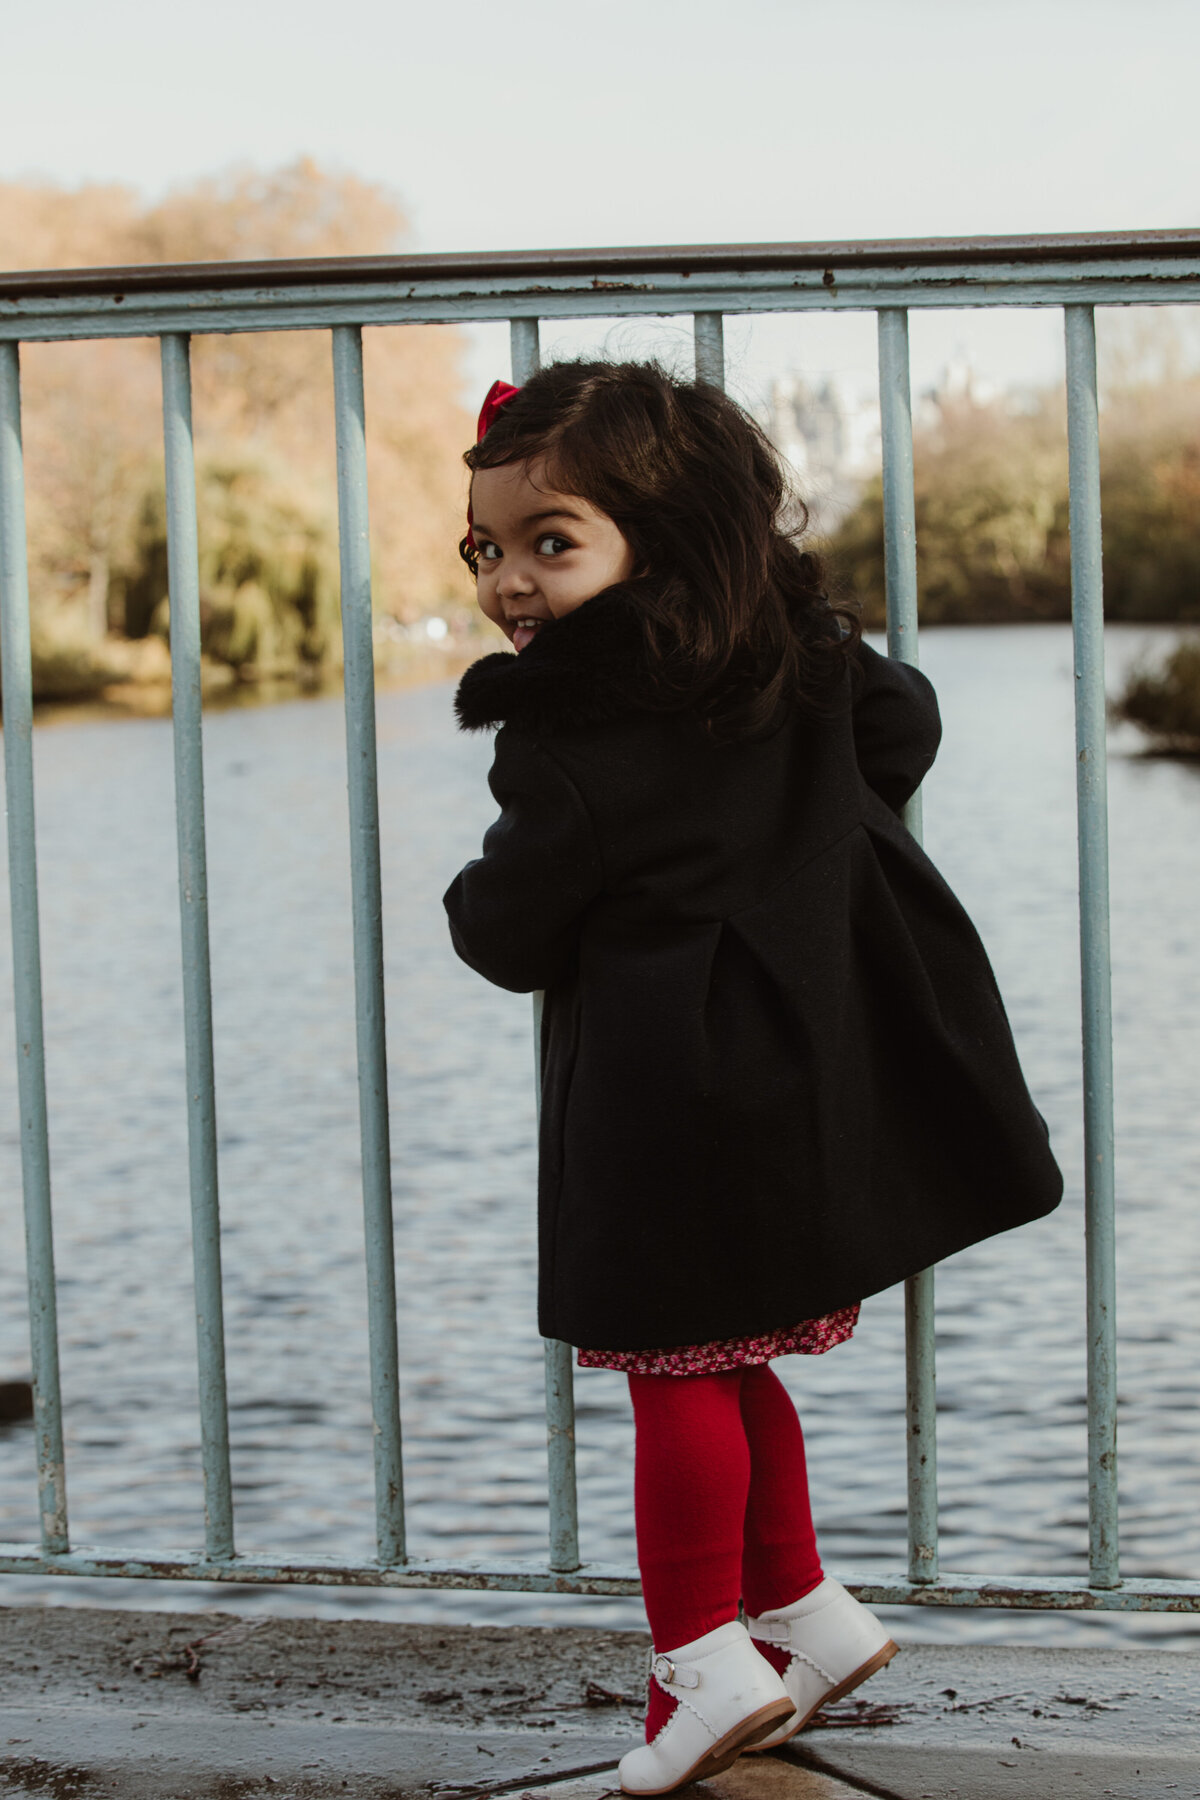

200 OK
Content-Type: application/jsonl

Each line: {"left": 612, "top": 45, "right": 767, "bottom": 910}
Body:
{"left": 445, "top": 588, "right": 1063, "bottom": 1350}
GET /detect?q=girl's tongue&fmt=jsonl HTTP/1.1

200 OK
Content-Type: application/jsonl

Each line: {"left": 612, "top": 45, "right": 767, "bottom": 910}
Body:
{"left": 512, "top": 620, "right": 543, "bottom": 653}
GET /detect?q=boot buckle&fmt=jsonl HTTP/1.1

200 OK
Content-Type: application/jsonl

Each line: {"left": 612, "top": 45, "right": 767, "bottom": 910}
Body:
{"left": 652, "top": 1654, "right": 699, "bottom": 1689}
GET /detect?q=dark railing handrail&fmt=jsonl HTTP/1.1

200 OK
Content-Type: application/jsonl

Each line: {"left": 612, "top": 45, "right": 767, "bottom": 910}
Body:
{"left": 4, "top": 228, "right": 1200, "bottom": 300}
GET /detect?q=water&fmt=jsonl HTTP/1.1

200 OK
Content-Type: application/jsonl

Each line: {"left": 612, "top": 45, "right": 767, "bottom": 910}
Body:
{"left": 1, "top": 625, "right": 1198, "bottom": 1647}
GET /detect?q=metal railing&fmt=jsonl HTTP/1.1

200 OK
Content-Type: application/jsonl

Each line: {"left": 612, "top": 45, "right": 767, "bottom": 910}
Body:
{"left": 2, "top": 232, "right": 1199, "bottom": 1612}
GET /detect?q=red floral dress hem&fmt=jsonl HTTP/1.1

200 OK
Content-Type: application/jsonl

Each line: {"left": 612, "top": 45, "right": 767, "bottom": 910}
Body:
{"left": 576, "top": 1303, "right": 861, "bottom": 1375}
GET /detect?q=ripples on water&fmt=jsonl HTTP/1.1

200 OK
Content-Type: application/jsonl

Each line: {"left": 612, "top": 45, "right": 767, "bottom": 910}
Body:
{"left": 1, "top": 625, "right": 1197, "bottom": 1646}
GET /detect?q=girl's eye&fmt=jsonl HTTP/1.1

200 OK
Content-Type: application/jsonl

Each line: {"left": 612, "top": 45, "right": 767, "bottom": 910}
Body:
{"left": 536, "top": 534, "right": 572, "bottom": 556}
{"left": 478, "top": 541, "right": 501, "bottom": 562}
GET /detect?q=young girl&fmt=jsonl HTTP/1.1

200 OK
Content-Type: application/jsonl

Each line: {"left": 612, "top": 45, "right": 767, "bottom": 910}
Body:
{"left": 444, "top": 362, "right": 1063, "bottom": 1796}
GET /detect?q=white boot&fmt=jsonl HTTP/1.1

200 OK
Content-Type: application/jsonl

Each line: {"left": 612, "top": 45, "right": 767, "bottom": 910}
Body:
{"left": 617, "top": 1619, "right": 796, "bottom": 1795}
{"left": 745, "top": 1577, "right": 899, "bottom": 1749}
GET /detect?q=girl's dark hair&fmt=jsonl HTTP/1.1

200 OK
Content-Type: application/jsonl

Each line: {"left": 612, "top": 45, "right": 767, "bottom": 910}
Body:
{"left": 459, "top": 359, "right": 860, "bottom": 740}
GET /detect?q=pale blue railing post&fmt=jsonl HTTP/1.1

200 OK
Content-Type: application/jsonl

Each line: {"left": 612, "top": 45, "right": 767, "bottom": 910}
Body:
{"left": 693, "top": 313, "right": 725, "bottom": 387}
{"left": 510, "top": 318, "right": 540, "bottom": 390}
{"left": 510, "top": 316, "right": 582, "bottom": 1574}
{"left": 0, "top": 236, "right": 1192, "bottom": 1614}
{"left": 877, "top": 307, "right": 939, "bottom": 1586}
{"left": 0, "top": 340, "right": 69, "bottom": 1556}
{"left": 331, "top": 324, "right": 406, "bottom": 1567}
{"left": 160, "top": 333, "right": 235, "bottom": 1561}
{"left": 1064, "top": 304, "right": 1120, "bottom": 1590}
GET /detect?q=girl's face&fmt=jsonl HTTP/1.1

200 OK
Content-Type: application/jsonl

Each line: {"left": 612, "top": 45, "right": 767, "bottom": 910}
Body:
{"left": 470, "top": 459, "right": 636, "bottom": 652}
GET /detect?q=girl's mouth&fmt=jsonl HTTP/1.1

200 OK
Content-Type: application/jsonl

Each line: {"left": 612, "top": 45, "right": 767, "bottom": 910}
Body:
{"left": 511, "top": 618, "right": 544, "bottom": 653}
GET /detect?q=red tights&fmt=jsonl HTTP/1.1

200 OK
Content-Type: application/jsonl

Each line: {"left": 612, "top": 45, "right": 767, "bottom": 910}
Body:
{"left": 628, "top": 1365, "right": 823, "bottom": 1740}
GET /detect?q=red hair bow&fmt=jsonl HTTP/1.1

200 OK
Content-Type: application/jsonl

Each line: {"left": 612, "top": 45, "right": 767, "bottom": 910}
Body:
{"left": 477, "top": 379, "right": 519, "bottom": 442}
{"left": 466, "top": 380, "right": 520, "bottom": 554}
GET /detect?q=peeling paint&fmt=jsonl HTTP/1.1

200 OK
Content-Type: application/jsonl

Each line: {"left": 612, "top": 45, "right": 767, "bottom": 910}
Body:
{"left": 38, "top": 1461, "right": 68, "bottom": 1554}
{"left": 0, "top": 1542, "right": 1196, "bottom": 1610}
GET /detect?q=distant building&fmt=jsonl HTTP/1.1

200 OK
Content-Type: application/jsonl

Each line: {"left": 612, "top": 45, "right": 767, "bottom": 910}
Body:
{"left": 914, "top": 354, "right": 1001, "bottom": 431}
{"left": 764, "top": 375, "right": 882, "bottom": 532}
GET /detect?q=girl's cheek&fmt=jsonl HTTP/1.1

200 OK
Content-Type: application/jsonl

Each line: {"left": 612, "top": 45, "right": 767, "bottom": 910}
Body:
{"left": 476, "top": 580, "right": 504, "bottom": 630}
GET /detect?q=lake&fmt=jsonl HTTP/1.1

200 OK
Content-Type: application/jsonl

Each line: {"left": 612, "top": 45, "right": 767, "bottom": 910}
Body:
{"left": 1, "top": 624, "right": 1197, "bottom": 1648}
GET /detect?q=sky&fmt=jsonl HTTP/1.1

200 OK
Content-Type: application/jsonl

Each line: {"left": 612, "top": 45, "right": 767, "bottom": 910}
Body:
{"left": 3, "top": 0, "right": 1199, "bottom": 405}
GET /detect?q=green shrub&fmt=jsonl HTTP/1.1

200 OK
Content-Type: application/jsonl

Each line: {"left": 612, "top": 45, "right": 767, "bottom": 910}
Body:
{"left": 828, "top": 378, "right": 1200, "bottom": 627}
{"left": 116, "top": 457, "right": 341, "bottom": 681}
{"left": 26, "top": 623, "right": 130, "bottom": 701}
{"left": 1114, "top": 639, "right": 1200, "bottom": 753}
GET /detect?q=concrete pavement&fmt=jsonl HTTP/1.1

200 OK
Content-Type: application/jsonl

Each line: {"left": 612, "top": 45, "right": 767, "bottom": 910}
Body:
{"left": 2, "top": 1605, "right": 1197, "bottom": 1799}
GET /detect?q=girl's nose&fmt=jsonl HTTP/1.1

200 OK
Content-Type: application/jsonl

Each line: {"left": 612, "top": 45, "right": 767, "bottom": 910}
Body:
{"left": 497, "top": 560, "right": 536, "bottom": 598}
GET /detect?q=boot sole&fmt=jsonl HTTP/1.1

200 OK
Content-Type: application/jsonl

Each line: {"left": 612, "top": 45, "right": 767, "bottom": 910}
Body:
{"left": 745, "top": 1637, "right": 900, "bottom": 1751}
{"left": 620, "top": 1695, "right": 797, "bottom": 1795}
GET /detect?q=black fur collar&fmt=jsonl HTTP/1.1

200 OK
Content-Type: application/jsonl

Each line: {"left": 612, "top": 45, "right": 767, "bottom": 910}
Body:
{"left": 454, "top": 584, "right": 660, "bottom": 734}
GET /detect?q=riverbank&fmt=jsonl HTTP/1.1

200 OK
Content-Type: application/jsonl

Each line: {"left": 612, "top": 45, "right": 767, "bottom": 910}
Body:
{"left": 3, "top": 1604, "right": 1197, "bottom": 1800}
{"left": 24, "top": 633, "right": 479, "bottom": 727}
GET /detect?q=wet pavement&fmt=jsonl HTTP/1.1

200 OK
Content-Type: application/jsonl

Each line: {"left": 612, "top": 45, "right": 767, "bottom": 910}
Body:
{"left": 2, "top": 1606, "right": 1197, "bottom": 1799}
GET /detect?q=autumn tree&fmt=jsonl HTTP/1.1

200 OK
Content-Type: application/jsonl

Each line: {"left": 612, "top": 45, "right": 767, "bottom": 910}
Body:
{"left": 0, "top": 161, "right": 474, "bottom": 698}
{"left": 829, "top": 387, "right": 1072, "bottom": 627}
{"left": 829, "top": 359, "right": 1200, "bottom": 628}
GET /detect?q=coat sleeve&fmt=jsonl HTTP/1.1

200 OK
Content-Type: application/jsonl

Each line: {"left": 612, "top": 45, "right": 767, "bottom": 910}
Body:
{"left": 443, "top": 728, "right": 605, "bottom": 994}
{"left": 851, "top": 639, "right": 942, "bottom": 814}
